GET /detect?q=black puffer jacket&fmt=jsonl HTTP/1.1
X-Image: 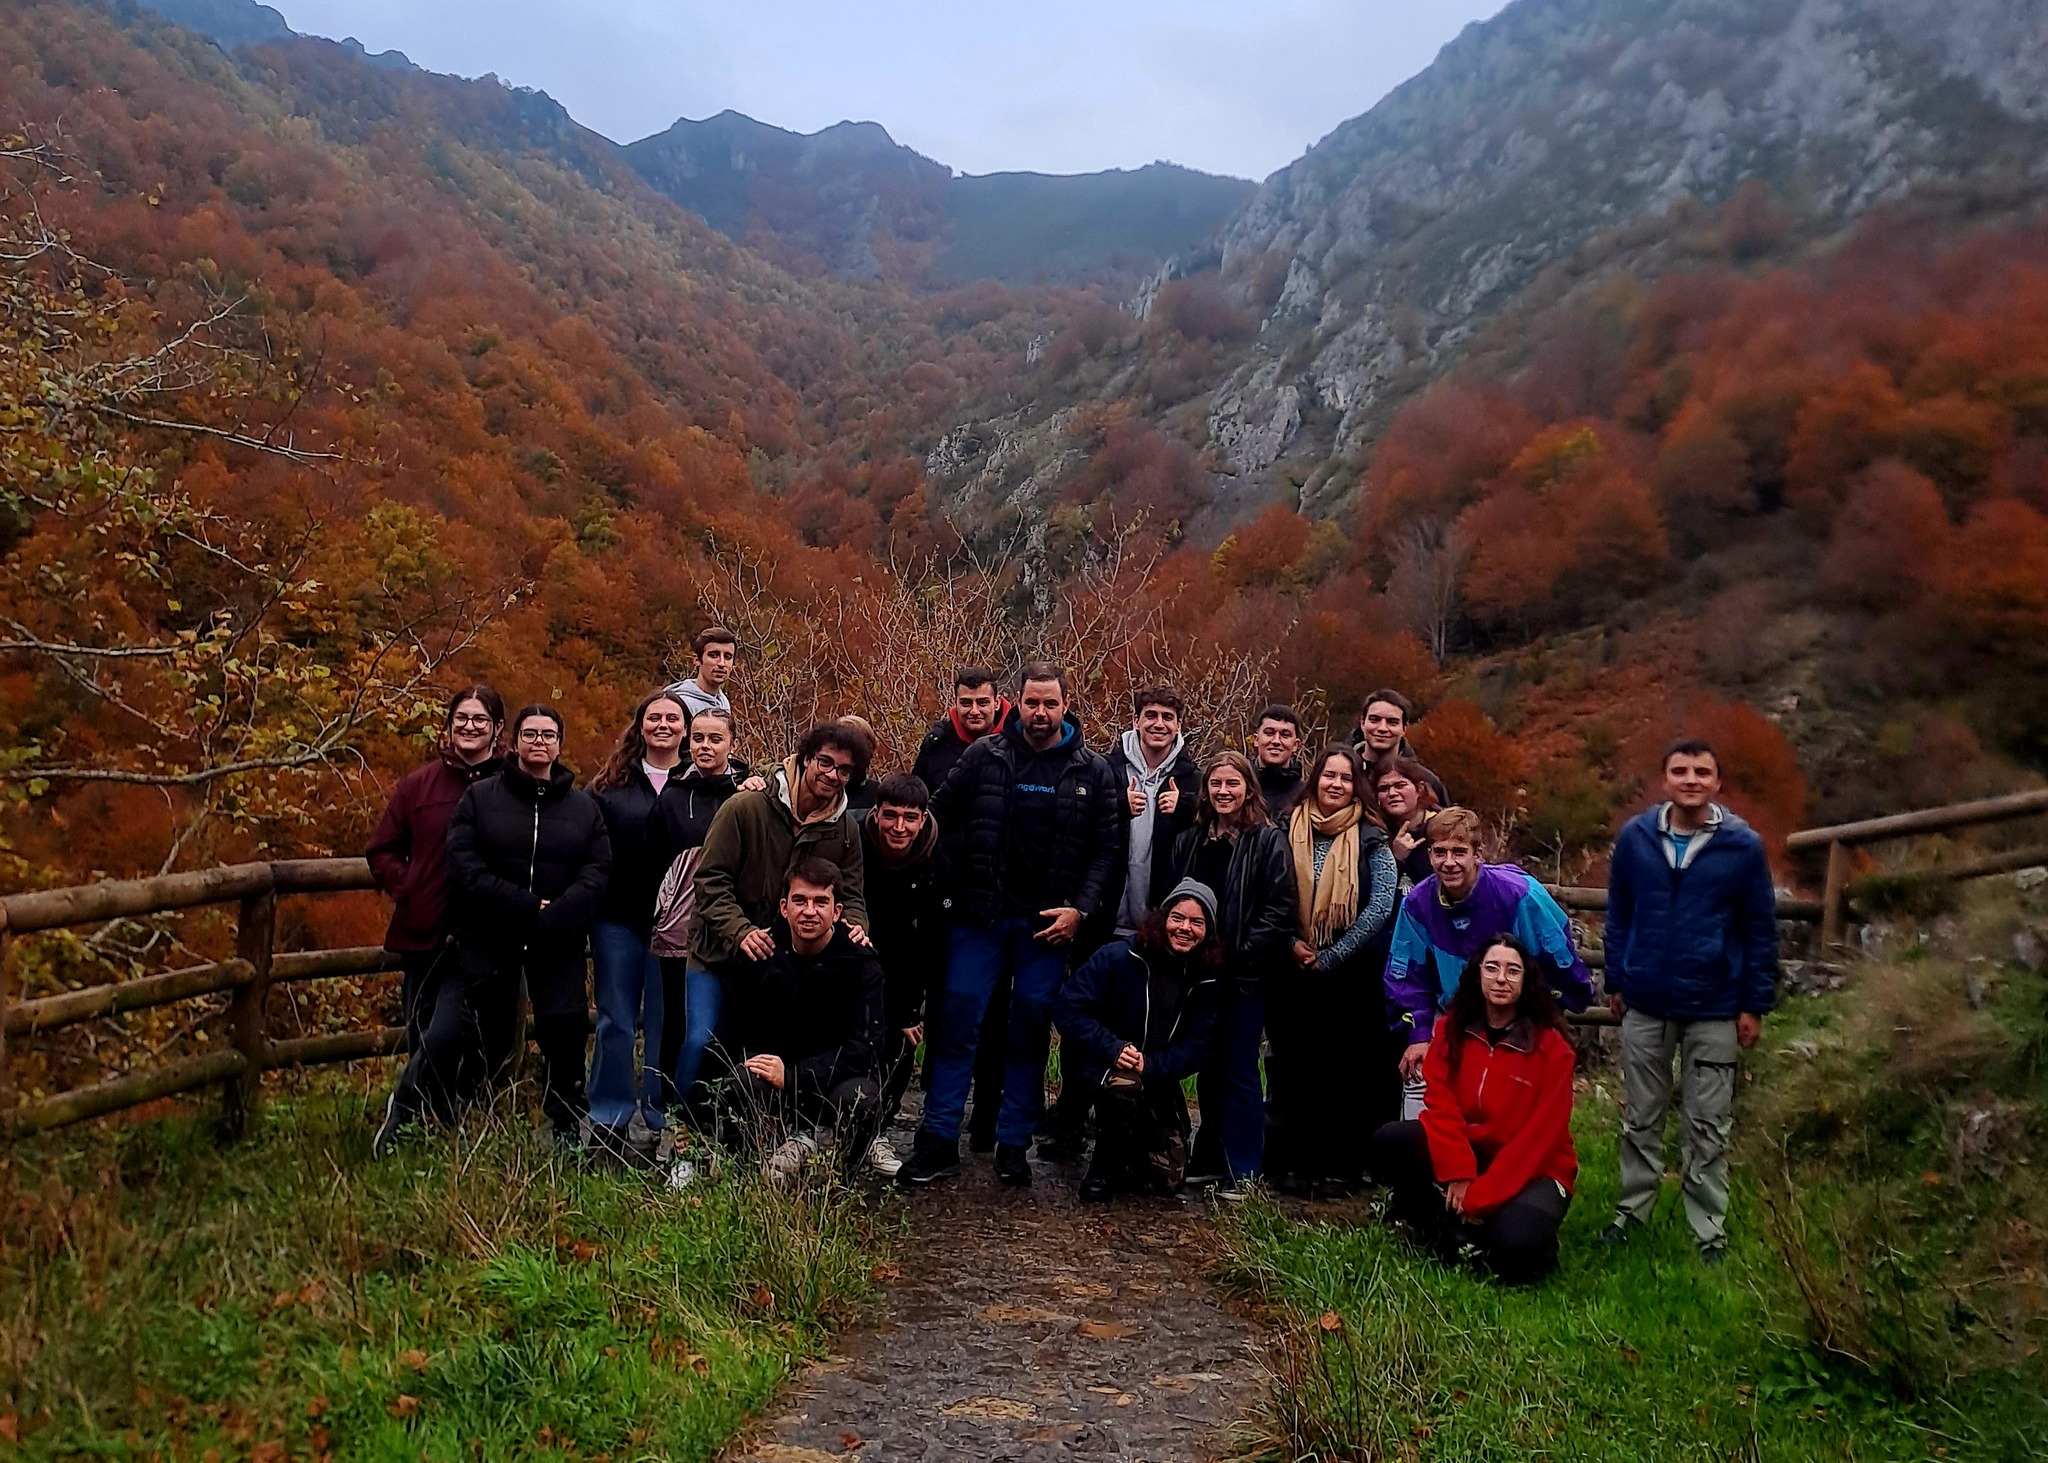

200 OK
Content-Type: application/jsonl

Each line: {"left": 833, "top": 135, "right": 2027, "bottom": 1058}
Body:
{"left": 592, "top": 765, "right": 674, "bottom": 934}
{"left": 720, "top": 923, "right": 885, "bottom": 1100}
{"left": 930, "top": 713, "right": 1125, "bottom": 927}
{"left": 861, "top": 813, "right": 953, "bottom": 1029}
{"left": 444, "top": 762, "right": 611, "bottom": 959}
{"left": 652, "top": 759, "right": 749, "bottom": 857}
{"left": 1153, "top": 823, "right": 1297, "bottom": 989}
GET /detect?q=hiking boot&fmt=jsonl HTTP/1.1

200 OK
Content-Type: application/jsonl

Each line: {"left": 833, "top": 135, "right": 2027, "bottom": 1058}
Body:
{"left": 762, "top": 1133, "right": 818, "bottom": 1185}
{"left": 993, "top": 1141, "right": 1033, "bottom": 1187}
{"left": 1596, "top": 1219, "right": 1634, "bottom": 1248}
{"left": 897, "top": 1135, "right": 963, "bottom": 1186}
{"left": 867, "top": 1136, "right": 905, "bottom": 1177}
{"left": 1036, "top": 1128, "right": 1085, "bottom": 1163}
{"left": 1077, "top": 1161, "right": 1113, "bottom": 1203}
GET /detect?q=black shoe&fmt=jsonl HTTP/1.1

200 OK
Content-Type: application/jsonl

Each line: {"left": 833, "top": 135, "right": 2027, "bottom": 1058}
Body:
{"left": 1078, "top": 1170, "right": 1113, "bottom": 1202}
{"left": 897, "top": 1135, "right": 963, "bottom": 1186}
{"left": 967, "top": 1127, "right": 997, "bottom": 1154}
{"left": 1596, "top": 1220, "right": 1633, "bottom": 1248}
{"left": 1036, "top": 1130, "right": 1085, "bottom": 1163}
{"left": 372, "top": 1093, "right": 406, "bottom": 1158}
{"left": 994, "top": 1142, "right": 1033, "bottom": 1187}
{"left": 1183, "top": 1169, "right": 1227, "bottom": 1189}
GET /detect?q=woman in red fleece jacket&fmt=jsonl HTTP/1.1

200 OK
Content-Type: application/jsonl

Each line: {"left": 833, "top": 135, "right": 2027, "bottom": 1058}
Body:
{"left": 1368, "top": 933, "right": 1578, "bottom": 1284}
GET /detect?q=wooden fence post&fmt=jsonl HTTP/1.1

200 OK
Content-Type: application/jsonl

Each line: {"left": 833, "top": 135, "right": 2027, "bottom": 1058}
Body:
{"left": 221, "top": 886, "right": 276, "bottom": 1138}
{"left": 1821, "top": 839, "right": 1852, "bottom": 953}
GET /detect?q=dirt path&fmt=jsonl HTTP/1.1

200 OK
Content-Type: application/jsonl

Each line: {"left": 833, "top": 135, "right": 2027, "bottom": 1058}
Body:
{"left": 731, "top": 1102, "right": 1265, "bottom": 1463}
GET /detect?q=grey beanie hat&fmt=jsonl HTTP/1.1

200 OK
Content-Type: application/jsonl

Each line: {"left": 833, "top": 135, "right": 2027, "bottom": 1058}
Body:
{"left": 1160, "top": 877, "right": 1220, "bottom": 930}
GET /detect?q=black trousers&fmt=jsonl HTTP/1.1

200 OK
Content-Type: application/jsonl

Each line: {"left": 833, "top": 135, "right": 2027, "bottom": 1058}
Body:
{"left": 428, "top": 944, "right": 590, "bottom": 1138}
{"left": 1086, "top": 1076, "right": 1190, "bottom": 1195}
{"left": 1368, "top": 1120, "right": 1569, "bottom": 1285}
{"left": 879, "top": 1028, "right": 919, "bottom": 1130}
{"left": 386, "top": 944, "right": 487, "bottom": 1127}
{"left": 1265, "top": 968, "right": 1402, "bottom": 1187}
{"left": 711, "top": 1068, "right": 883, "bottom": 1171}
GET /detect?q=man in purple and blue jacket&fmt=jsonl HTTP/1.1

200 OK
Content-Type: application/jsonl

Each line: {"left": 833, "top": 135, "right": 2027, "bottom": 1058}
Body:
{"left": 1599, "top": 737, "right": 1778, "bottom": 1262}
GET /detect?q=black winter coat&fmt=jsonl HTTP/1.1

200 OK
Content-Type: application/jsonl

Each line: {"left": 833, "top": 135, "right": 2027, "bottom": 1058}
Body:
{"left": 1153, "top": 823, "right": 1298, "bottom": 989}
{"left": 720, "top": 924, "right": 885, "bottom": 1100}
{"left": 652, "top": 761, "right": 749, "bottom": 858}
{"left": 910, "top": 701, "right": 1016, "bottom": 798}
{"left": 1055, "top": 938, "right": 1220, "bottom": 1090}
{"left": 1256, "top": 760, "right": 1304, "bottom": 822}
{"left": 861, "top": 816, "right": 953, "bottom": 1030}
{"left": 592, "top": 765, "right": 673, "bottom": 934}
{"left": 444, "top": 762, "right": 611, "bottom": 961}
{"left": 930, "top": 714, "right": 1125, "bottom": 927}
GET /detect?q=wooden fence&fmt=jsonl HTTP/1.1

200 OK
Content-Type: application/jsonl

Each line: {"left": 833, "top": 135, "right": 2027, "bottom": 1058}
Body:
{"left": 0, "top": 858, "right": 401, "bottom": 1137}
{"left": 1, "top": 852, "right": 1847, "bottom": 1137}
{"left": 1786, "top": 788, "right": 2048, "bottom": 950}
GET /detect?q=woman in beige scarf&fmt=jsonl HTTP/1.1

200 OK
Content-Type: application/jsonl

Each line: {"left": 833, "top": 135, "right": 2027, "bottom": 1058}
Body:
{"left": 1269, "top": 744, "right": 1401, "bottom": 1197}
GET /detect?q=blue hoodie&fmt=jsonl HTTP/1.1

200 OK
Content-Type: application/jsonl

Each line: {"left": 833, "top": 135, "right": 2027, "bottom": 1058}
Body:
{"left": 1605, "top": 803, "right": 1779, "bottom": 1021}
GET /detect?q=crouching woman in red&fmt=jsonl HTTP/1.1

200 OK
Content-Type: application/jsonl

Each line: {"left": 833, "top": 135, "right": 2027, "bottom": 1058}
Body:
{"left": 1368, "top": 934, "right": 1577, "bottom": 1284}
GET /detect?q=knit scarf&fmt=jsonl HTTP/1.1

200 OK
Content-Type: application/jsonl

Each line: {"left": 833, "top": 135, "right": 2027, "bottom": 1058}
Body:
{"left": 1290, "top": 802, "right": 1362, "bottom": 946}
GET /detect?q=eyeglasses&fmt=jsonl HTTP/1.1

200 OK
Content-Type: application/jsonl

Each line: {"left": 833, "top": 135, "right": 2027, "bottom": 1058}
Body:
{"left": 810, "top": 756, "right": 855, "bottom": 781}
{"left": 517, "top": 728, "right": 561, "bottom": 744}
{"left": 451, "top": 715, "right": 496, "bottom": 729}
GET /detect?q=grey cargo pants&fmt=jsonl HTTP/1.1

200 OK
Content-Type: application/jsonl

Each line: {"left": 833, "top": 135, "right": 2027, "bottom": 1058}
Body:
{"left": 1615, "top": 1009, "right": 1740, "bottom": 1247}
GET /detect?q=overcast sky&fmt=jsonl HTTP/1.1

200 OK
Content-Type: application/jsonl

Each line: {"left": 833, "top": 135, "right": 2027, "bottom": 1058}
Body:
{"left": 269, "top": 1, "right": 1509, "bottom": 180}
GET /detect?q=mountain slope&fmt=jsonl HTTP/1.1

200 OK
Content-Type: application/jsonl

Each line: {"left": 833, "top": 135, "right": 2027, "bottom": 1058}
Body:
{"left": 1200, "top": 0, "right": 2048, "bottom": 491}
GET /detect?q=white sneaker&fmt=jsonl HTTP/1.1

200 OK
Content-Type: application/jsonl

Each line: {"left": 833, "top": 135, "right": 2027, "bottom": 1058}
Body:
{"left": 666, "top": 1158, "right": 697, "bottom": 1192}
{"left": 762, "top": 1134, "right": 818, "bottom": 1185}
{"left": 867, "top": 1136, "right": 904, "bottom": 1177}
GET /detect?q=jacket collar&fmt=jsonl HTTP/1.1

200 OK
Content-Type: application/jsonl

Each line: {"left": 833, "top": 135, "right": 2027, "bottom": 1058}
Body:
{"left": 442, "top": 747, "right": 501, "bottom": 782}
{"left": 1461, "top": 1012, "right": 1538, "bottom": 1052}
{"left": 775, "top": 757, "right": 847, "bottom": 826}
{"left": 1655, "top": 801, "right": 1725, "bottom": 869}
{"left": 1004, "top": 712, "right": 1080, "bottom": 758}
{"left": 502, "top": 760, "right": 574, "bottom": 801}
{"left": 948, "top": 698, "right": 1012, "bottom": 746}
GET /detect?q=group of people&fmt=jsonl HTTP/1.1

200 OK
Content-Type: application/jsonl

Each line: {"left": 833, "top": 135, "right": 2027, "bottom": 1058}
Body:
{"left": 366, "top": 632, "right": 1782, "bottom": 1283}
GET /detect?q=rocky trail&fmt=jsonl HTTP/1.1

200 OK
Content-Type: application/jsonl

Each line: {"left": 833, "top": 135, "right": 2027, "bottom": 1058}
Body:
{"left": 729, "top": 1099, "right": 1266, "bottom": 1463}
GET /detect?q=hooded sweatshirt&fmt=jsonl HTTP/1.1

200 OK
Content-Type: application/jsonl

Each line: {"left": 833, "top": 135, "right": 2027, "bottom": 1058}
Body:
{"left": 1115, "top": 726, "right": 1191, "bottom": 933}
{"left": 1382, "top": 863, "right": 1593, "bottom": 1041}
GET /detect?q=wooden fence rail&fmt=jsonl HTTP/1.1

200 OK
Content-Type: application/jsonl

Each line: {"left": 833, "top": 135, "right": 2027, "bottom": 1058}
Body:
{"left": 0, "top": 858, "right": 401, "bottom": 1137}
{"left": 1786, "top": 788, "right": 2048, "bottom": 950}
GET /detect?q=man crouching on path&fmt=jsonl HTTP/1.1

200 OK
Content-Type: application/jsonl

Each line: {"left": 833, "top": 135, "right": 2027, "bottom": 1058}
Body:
{"left": 1599, "top": 737, "right": 1778, "bottom": 1263}
{"left": 899, "top": 662, "right": 1125, "bottom": 1188}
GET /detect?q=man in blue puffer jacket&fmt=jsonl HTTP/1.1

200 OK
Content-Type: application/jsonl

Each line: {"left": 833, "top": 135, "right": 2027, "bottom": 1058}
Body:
{"left": 1599, "top": 737, "right": 1779, "bottom": 1261}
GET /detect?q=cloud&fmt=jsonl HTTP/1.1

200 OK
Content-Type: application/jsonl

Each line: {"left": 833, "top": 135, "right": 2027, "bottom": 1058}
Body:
{"left": 271, "top": 0, "right": 1507, "bottom": 179}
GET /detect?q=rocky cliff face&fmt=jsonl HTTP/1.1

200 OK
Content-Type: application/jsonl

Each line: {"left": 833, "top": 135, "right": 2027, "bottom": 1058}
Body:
{"left": 1196, "top": 0, "right": 2048, "bottom": 492}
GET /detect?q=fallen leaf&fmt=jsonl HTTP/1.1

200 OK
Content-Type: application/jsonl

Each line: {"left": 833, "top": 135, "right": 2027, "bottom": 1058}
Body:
{"left": 251, "top": 1442, "right": 285, "bottom": 1463}
{"left": 839, "top": 1431, "right": 862, "bottom": 1450}
{"left": 940, "top": 1396, "right": 1037, "bottom": 1421}
{"left": 745, "top": 1446, "right": 847, "bottom": 1463}
{"left": 566, "top": 1240, "right": 600, "bottom": 1263}
{"left": 397, "top": 1349, "right": 428, "bottom": 1371}
{"left": 0, "top": 1417, "right": 16, "bottom": 1444}
{"left": 387, "top": 1395, "right": 419, "bottom": 1419}
{"left": 687, "top": 1352, "right": 711, "bottom": 1376}
{"left": 641, "top": 1305, "right": 660, "bottom": 1325}
{"left": 1921, "top": 1171, "right": 1942, "bottom": 1186}
{"left": 306, "top": 1396, "right": 328, "bottom": 1418}
{"left": 751, "top": 1285, "right": 776, "bottom": 1313}
{"left": 1317, "top": 1311, "right": 1343, "bottom": 1333}
{"left": 1113, "top": 1393, "right": 1135, "bottom": 1407}
{"left": 269, "top": 1291, "right": 295, "bottom": 1311}
{"left": 1618, "top": 1343, "right": 1642, "bottom": 1365}
{"left": 870, "top": 1263, "right": 902, "bottom": 1282}
{"left": 1077, "top": 1318, "right": 1139, "bottom": 1339}
{"left": 307, "top": 1425, "right": 329, "bottom": 1451}
{"left": 297, "top": 1281, "right": 326, "bottom": 1305}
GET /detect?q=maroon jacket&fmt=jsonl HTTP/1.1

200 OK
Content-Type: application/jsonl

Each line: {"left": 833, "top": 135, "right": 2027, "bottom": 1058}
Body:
{"left": 366, "top": 749, "right": 503, "bottom": 951}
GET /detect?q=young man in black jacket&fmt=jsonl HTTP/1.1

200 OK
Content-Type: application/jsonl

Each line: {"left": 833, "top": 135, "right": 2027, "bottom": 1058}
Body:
{"left": 901, "top": 662, "right": 1126, "bottom": 1188}
{"left": 1252, "top": 704, "right": 1306, "bottom": 819}
{"left": 859, "top": 774, "right": 952, "bottom": 1176}
{"left": 442, "top": 704, "right": 612, "bottom": 1149}
{"left": 709, "top": 858, "right": 886, "bottom": 1182}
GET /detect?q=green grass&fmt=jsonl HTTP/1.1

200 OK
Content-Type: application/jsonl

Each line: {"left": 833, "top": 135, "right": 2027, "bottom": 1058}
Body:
{"left": 0, "top": 1086, "right": 887, "bottom": 1460}
{"left": 1218, "top": 1098, "right": 2046, "bottom": 1461}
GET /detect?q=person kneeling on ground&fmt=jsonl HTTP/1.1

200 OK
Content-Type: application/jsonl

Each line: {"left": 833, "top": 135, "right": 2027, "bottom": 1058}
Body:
{"left": 1054, "top": 879, "right": 1222, "bottom": 1201}
{"left": 706, "top": 858, "right": 885, "bottom": 1184}
{"left": 1369, "top": 934, "right": 1577, "bottom": 1285}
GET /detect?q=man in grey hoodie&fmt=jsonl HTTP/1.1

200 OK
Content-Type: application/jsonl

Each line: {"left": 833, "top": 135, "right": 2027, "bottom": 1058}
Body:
{"left": 1113, "top": 687, "right": 1203, "bottom": 938}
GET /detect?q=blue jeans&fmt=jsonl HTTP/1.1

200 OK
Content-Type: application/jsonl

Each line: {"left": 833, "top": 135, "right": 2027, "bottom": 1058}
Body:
{"left": 1194, "top": 984, "right": 1267, "bottom": 1182}
{"left": 588, "top": 920, "right": 665, "bottom": 1130}
{"left": 920, "top": 919, "right": 1068, "bottom": 1148}
{"left": 663, "top": 959, "right": 725, "bottom": 1115}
